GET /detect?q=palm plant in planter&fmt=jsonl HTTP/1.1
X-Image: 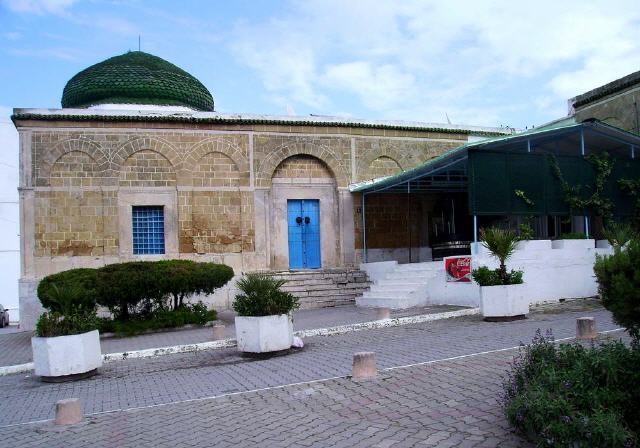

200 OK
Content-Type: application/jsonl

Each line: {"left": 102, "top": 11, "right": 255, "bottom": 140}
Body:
{"left": 233, "top": 273, "right": 300, "bottom": 353}
{"left": 472, "top": 227, "right": 527, "bottom": 321}
{"left": 32, "top": 283, "right": 102, "bottom": 381}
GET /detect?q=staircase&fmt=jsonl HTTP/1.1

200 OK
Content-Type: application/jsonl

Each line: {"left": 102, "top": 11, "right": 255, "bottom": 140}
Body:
{"left": 264, "top": 268, "right": 371, "bottom": 309}
{"left": 356, "top": 262, "right": 439, "bottom": 309}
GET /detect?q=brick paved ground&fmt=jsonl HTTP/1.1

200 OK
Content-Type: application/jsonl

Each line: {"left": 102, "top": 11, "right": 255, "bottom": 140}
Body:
{"left": 0, "top": 304, "right": 464, "bottom": 367}
{"left": 0, "top": 300, "right": 623, "bottom": 446}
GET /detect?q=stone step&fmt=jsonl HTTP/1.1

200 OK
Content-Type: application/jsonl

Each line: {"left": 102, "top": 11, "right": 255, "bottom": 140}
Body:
{"left": 356, "top": 294, "right": 426, "bottom": 309}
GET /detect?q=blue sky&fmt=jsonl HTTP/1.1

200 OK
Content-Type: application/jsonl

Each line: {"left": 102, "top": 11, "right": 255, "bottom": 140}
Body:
{"left": 0, "top": 0, "right": 639, "bottom": 314}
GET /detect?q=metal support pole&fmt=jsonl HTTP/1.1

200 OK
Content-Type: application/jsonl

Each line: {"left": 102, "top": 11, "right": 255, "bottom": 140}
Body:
{"left": 362, "top": 193, "right": 367, "bottom": 263}
{"left": 473, "top": 215, "right": 478, "bottom": 242}
{"left": 632, "top": 144, "right": 636, "bottom": 159}
{"left": 407, "top": 182, "right": 412, "bottom": 263}
{"left": 580, "top": 128, "right": 585, "bottom": 156}
{"left": 473, "top": 215, "right": 478, "bottom": 255}
{"left": 585, "top": 216, "right": 590, "bottom": 239}
{"left": 527, "top": 139, "right": 531, "bottom": 153}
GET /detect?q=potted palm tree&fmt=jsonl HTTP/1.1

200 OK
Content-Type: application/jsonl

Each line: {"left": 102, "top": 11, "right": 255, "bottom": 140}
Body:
{"left": 472, "top": 227, "right": 527, "bottom": 321}
{"left": 233, "top": 273, "right": 300, "bottom": 353}
{"left": 32, "top": 284, "right": 102, "bottom": 381}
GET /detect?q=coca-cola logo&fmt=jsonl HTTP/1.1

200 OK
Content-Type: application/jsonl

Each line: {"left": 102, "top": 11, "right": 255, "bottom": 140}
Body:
{"left": 445, "top": 256, "right": 471, "bottom": 282}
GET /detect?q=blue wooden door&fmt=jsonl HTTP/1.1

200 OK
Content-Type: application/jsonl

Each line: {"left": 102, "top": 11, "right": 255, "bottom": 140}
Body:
{"left": 287, "top": 199, "right": 321, "bottom": 269}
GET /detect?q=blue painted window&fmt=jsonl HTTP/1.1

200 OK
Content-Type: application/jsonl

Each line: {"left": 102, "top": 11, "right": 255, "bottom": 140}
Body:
{"left": 132, "top": 206, "right": 165, "bottom": 255}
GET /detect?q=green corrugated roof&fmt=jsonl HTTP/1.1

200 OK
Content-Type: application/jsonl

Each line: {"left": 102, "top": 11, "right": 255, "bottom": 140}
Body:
{"left": 350, "top": 118, "right": 592, "bottom": 193}
{"left": 61, "top": 51, "right": 214, "bottom": 111}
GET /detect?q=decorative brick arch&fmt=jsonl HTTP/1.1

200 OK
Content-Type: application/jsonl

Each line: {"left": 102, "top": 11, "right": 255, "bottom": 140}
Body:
{"left": 360, "top": 146, "right": 411, "bottom": 174}
{"left": 257, "top": 141, "right": 349, "bottom": 187}
{"left": 112, "top": 136, "right": 182, "bottom": 173}
{"left": 38, "top": 137, "right": 108, "bottom": 182}
{"left": 184, "top": 137, "right": 248, "bottom": 174}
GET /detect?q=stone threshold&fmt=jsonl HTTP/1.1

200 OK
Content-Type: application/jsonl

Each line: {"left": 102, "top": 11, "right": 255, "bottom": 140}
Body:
{"left": 0, "top": 307, "right": 479, "bottom": 376}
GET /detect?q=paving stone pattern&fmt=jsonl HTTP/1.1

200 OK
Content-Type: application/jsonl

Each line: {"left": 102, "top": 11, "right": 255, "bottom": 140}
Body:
{"left": 0, "top": 304, "right": 463, "bottom": 367}
{"left": 3, "top": 349, "right": 533, "bottom": 447}
{"left": 0, "top": 304, "right": 619, "bottom": 429}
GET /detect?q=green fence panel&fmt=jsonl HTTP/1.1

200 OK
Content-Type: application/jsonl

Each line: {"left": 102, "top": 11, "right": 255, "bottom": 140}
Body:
{"left": 468, "top": 150, "right": 638, "bottom": 217}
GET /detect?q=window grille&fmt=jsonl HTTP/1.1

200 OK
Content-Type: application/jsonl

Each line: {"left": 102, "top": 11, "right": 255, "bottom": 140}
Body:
{"left": 132, "top": 206, "right": 165, "bottom": 254}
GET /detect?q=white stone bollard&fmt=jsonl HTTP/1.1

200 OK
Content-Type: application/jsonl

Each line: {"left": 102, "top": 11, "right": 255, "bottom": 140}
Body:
{"left": 212, "top": 324, "right": 226, "bottom": 340}
{"left": 352, "top": 352, "right": 377, "bottom": 380}
{"left": 55, "top": 398, "right": 83, "bottom": 425}
{"left": 376, "top": 307, "right": 391, "bottom": 320}
{"left": 576, "top": 317, "right": 597, "bottom": 340}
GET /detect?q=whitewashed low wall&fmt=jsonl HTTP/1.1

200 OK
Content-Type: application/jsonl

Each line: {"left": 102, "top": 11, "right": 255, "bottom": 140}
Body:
{"left": 363, "top": 239, "right": 613, "bottom": 309}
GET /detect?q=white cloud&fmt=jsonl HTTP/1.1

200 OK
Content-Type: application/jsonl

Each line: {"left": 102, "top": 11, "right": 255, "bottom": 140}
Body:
{"left": 229, "top": 0, "right": 640, "bottom": 126}
{"left": 2, "top": 0, "right": 77, "bottom": 15}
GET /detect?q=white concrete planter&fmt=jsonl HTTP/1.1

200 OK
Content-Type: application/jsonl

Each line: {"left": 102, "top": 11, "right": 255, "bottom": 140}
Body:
{"left": 235, "top": 314, "right": 293, "bottom": 353}
{"left": 480, "top": 284, "right": 529, "bottom": 321}
{"left": 31, "top": 330, "right": 102, "bottom": 379}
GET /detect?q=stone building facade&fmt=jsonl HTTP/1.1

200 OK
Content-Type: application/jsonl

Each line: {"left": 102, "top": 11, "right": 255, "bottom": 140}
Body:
{"left": 569, "top": 70, "right": 640, "bottom": 135}
{"left": 13, "top": 51, "right": 507, "bottom": 328}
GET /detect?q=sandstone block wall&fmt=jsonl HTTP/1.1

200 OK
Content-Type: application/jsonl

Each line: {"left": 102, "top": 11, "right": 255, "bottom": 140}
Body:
{"left": 20, "top": 121, "right": 470, "bottom": 280}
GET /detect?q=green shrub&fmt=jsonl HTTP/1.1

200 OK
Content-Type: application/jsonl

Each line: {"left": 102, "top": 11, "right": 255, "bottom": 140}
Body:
{"left": 233, "top": 273, "right": 299, "bottom": 317}
{"left": 154, "top": 260, "right": 234, "bottom": 309}
{"left": 37, "top": 268, "right": 98, "bottom": 313}
{"left": 472, "top": 266, "right": 523, "bottom": 286}
{"left": 95, "top": 261, "right": 161, "bottom": 319}
{"left": 594, "top": 238, "right": 640, "bottom": 340}
{"left": 518, "top": 222, "right": 535, "bottom": 240}
{"left": 97, "top": 302, "right": 216, "bottom": 337}
{"left": 603, "top": 222, "right": 638, "bottom": 248}
{"left": 502, "top": 331, "right": 639, "bottom": 447}
{"left": 559, "top": 232, "right": 587, "bottom": 239}
{"left": 36, "top": 311, "right": 100, "bottom": 337}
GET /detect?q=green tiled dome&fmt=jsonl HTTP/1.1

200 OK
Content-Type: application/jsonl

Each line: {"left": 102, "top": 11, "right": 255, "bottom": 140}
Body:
{"left": 61, "top": 51, "right": 214, "bottom": 111}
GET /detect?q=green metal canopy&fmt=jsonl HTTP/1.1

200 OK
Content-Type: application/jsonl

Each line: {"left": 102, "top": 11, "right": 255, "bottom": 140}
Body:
{"left": 351, "top": 119, "right": 640, "bottom": 218}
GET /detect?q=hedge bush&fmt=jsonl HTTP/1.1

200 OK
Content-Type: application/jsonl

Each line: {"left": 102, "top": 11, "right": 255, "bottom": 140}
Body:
{"left": 38, "top": 260, "right": 234, "bottom": 321}
{"left": 502, "top": 331, "right": 639, "bottom": 447}
{"left": 594, "top": 238, "right": 640, "bottom": 340}
{"left": 98, "top": 302, "right": 216, "bottom": 337}
{"left": 233, "top": 273, "right": 299, "bottom": 317}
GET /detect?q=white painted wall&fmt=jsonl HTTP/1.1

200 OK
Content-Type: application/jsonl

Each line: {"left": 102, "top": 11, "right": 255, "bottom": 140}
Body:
{"left": 361, "top": 238, "right": 612, "bottom": 309}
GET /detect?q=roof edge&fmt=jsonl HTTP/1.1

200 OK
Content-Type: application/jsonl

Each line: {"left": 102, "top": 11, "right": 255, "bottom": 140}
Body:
{"left": 11, "top": 108, "right": 512, "bottom": 136}
{"left": 570, "top": 70, "right": 640, "bottom": 109}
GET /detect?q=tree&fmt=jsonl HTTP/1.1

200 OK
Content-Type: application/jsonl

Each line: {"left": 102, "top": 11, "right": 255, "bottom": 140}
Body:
{"left": 480, "top": 227, "right": 519, "bottom": 284}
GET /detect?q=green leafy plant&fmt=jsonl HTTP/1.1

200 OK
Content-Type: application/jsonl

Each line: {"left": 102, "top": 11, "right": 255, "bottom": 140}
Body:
{"left": 550, "top": 152, "right": 615, "bottom": 226}
{"left": 472, "top": 266, "right": 523, "bottom": 286}
{"left": 233, "top": 273, "right": 300, "bottom": 317}
{"left": 37, "top": 268, "right": 98, "bottom": 313}
{"left": 479, "top": 227, "right": 520, "bottom": 284}
{"left": 36, "top": 311, "right": 100, "bottom": 338}
{"left": 603, "top": 222, "right": 638, "bottom": 249}
{"left": 502, "top": 330, "right": 639, "bottom": 447}
{"left": 594, "top": 238, "right": 640, "bottom": 341}
{"left": 518, "top": 221, "right": 535, "bottom": 240}
{"left": 97, "top": 302, "right": 216, "bottom": 337}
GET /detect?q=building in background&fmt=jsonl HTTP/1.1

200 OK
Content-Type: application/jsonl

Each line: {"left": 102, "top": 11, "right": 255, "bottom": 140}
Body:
{"left": 569, "top": 70, "right": 640, "bottom": 135}
{"left": 13, "top": 51, "right": 507, "bottom": 329}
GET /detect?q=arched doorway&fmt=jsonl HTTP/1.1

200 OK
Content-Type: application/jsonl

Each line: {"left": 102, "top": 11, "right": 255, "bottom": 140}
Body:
{"left": 269, "top": 155, "right": 339, "bottom": 270}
